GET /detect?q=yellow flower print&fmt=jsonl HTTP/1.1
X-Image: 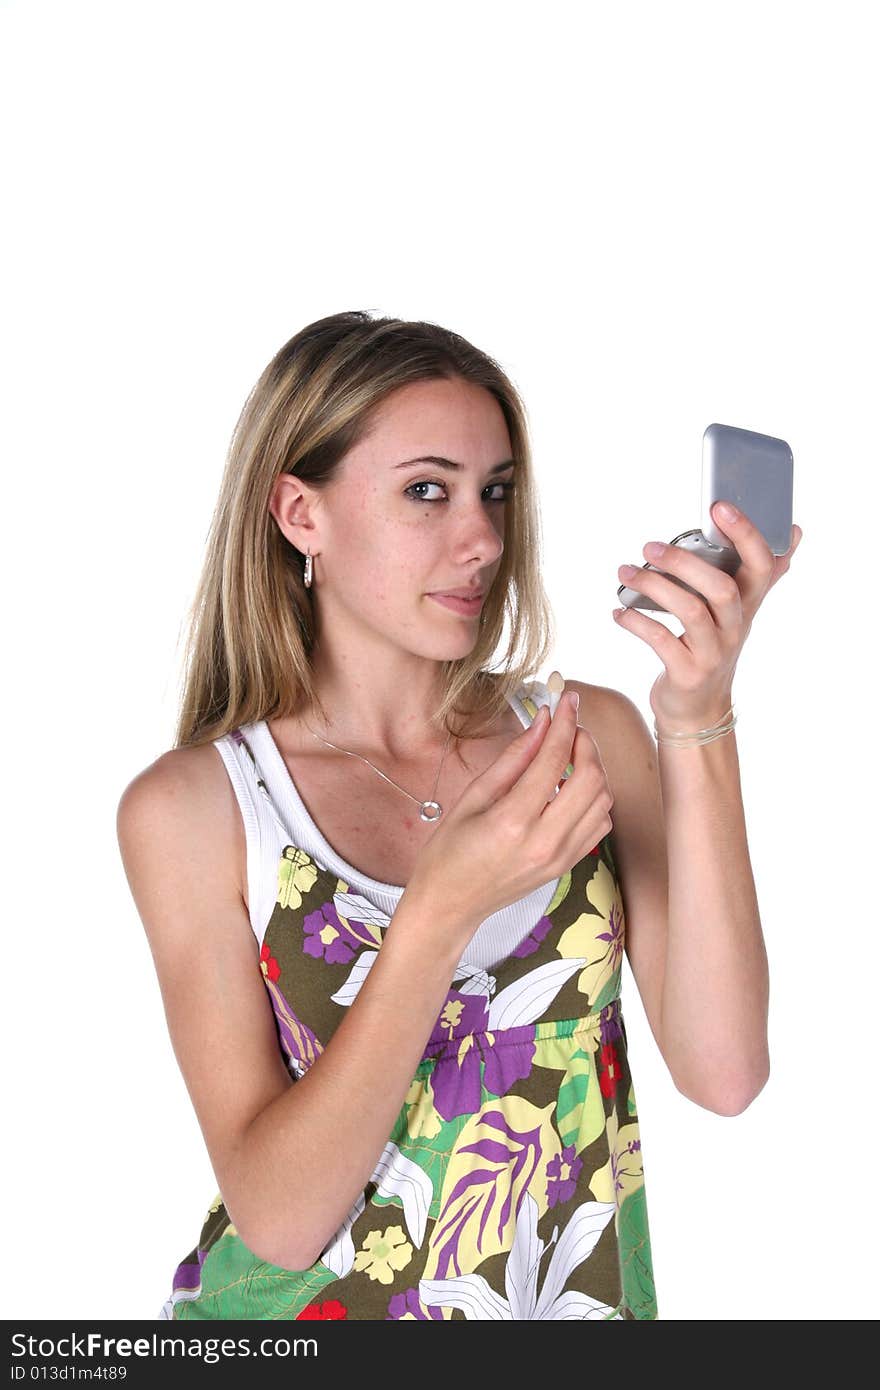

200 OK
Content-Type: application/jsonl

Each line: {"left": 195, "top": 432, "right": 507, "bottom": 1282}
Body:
{"left": 353, "top": 1225, "right": 414, "bottom": 1284}
{"left": 205, "top": 1192, "right": 238, "bottom": 1239}
{"left": 578, "top": 1014, "right": 603, "bottom": 1055}
{"left": 422, "top": 1097, "right": 561, "bottom": 1282}
{"left": 588, "top": 1104, "right": 644, "bottom": 1213}
{"left": 555, "top": 859, "right": 625, "bottom": 1007}
{"left": 405, "top": 1076, "right": 442, "bottom": 1140}
{"left": 277, "top": 846, "right": 320, "bottom": 910}
{"left": 439, "top": 999, "right": 465, "bottom": 1035}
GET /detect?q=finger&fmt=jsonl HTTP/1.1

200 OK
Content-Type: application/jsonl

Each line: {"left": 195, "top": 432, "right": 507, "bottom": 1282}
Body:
{"left": 466, "top": 702, "right": 552, "bottom": 809}
{"left": 510, "top": 691, "right": 581, "bottom": 811}
{"left": 766, "top": 522, "right": 803, "bottom": 592}
{"left": 618, "top": 562, "right": 727, "bottom": 655}
{"left": 633, "top": 542, "right": 743, "bottom": 634}
{"left": 557, "top": 785, "right": 615, "bottom": 866}
{"left": 612, "top": 603, "right": 697, "bottom": 679}
{"left": 538, "top": 724, "right": 608, "bottom": 836}
{"left": 708, "top": 501, "right": 776, "bottom": 604}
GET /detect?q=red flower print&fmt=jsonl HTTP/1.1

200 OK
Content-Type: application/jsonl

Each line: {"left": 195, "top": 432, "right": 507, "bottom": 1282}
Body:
{"left": 599, "top": 1042, "right": 621, "bottom": 1098}
{"left": 296, "top": 1299, "right": 348, "bottom": 1319}
{"left": 260, "top": 942, "right": 281, "bottom": 983}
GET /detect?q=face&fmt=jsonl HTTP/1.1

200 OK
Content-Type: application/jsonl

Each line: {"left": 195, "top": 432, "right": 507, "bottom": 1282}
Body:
{"left": 285, "top": 377, "right": 512, "bottom": 663}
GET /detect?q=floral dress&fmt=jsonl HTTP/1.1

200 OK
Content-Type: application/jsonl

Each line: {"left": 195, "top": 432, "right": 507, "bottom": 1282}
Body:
{"left": 160, "top": 688, "right": 659, "bottom": 1320}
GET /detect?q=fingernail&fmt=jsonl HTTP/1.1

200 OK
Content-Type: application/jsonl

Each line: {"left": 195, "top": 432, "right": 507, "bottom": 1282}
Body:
{"left": 547, "top": 671, "right": 564, "bottom": 719}
{"left": 568, "top": 690, "right": 579, "bottom": 712}
{"left": 715, "top": 501, "right": 738, "bottom": 523}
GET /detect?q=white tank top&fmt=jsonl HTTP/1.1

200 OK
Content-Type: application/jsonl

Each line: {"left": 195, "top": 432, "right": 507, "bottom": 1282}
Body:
{"left": 213, "top": 680, "right": 558, "bottom": 971}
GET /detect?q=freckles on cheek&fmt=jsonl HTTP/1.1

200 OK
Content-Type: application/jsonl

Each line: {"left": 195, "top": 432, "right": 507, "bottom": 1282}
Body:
{"left": 350, "top": 492, "right": 427, "bottom": 603}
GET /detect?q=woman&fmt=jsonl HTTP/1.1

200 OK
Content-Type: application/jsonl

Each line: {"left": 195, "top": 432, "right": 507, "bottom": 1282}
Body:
{"left": 117, "top": 310, "right": 800, "bottom": 1321}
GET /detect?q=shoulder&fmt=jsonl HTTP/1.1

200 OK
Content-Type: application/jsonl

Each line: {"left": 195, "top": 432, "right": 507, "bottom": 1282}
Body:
{"left": 560, "top": 677, "right": 660, "bottom": 839}
{"left": 116, "top": 740, "right": 246, "bottom": 900}
{"left": 116, "top": 740, "right": 226, "bottom": 825}
{"left": 560, "top": 679, "right": 655, "bottom": 763}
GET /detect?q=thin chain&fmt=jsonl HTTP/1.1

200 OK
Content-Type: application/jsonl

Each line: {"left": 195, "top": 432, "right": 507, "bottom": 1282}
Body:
{"left": 302, "top": 721, "right": 454, "bottom": 823}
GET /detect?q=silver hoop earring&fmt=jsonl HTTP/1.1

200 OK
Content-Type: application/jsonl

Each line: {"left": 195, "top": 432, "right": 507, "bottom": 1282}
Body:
{"left": 303, "top": 548, "right": 313, "bottom": 588}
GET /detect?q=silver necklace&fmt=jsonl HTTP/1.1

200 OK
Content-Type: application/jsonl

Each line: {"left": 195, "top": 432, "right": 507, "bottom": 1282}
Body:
{"left": 303, "top": 722, "right": 454, "bottom": 823}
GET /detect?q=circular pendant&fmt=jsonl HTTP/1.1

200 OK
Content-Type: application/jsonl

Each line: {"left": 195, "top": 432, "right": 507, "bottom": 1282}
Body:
{"left": 419, "top": 800, "right": 443, "bottom": 823}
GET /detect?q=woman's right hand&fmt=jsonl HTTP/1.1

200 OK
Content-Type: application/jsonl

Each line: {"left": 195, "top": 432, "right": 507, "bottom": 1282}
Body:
{"left": 406, "top": 689, "right": 614, "bottom": 935}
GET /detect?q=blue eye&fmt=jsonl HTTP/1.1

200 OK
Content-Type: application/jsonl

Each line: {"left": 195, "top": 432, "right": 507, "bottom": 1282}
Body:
{"left": 404, "top": 479, "right": 515, "bottom": 503}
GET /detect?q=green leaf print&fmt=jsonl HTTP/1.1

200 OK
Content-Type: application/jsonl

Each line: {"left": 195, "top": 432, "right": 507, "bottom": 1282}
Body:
{"left": 554, "top": 1046, "right": 606, "bottom": 1154}
{"left": 617, "top": 1185, "right": 658, "bottom": 1320}
{"left": 591, "top": 967, "right": 623, "bottom": 1013}
{"left": 544, "top": 870, "right": 572, "bottom": 915}
{"left": 374, "top": 1081, "right": 494, "bottom": 1222}
{"left": 175, "top": 1233, "right": 339, "bottom": 1320}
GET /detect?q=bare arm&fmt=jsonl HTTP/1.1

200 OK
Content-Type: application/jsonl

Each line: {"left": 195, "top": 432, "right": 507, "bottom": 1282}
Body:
{"left": 240, "top": 881, "right": 467, "bottom": 1268}
{"left": 117, "top": 746, "right": 475, "bottom": 1272}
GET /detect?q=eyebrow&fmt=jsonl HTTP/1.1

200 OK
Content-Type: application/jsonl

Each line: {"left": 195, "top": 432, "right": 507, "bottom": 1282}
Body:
{"left": 392, "top": 455, "right": 517, "bottom": 475}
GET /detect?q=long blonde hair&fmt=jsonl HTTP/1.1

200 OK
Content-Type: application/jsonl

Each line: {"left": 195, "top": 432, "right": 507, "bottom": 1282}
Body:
{"left": 173, "top": 310, "right": 555, "bottom": 749}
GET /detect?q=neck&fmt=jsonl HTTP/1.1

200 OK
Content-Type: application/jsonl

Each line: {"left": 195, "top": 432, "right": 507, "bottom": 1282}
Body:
{"left": 298, "top": 652, "right": 469, "bottom": 764}
{"left": 306, "top": 721, "right": 454, "bottom": 770}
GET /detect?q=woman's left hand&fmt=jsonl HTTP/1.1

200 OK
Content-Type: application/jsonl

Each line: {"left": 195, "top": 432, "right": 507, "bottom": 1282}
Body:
{"left": 613, "top": 500, "right": 803, "bottom": 734}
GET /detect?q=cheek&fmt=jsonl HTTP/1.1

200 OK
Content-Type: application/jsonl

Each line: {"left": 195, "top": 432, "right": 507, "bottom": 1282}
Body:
{"left": 341, "top": 509, "right": 432, "bottom": 602}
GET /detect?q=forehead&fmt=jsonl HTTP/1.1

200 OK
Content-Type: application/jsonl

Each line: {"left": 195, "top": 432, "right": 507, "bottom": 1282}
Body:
{"left": 351, "top": 378, "right": 512, "bottom": 466}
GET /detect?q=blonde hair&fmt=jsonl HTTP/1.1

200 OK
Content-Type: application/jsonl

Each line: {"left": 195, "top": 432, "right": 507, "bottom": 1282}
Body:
{"left": 173, "top": 310, "right": 555, "bottom": 749}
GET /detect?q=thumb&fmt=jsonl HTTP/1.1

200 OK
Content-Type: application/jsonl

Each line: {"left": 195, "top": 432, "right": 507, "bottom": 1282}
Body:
{"left": 464, "top": 705, "right": 551, "bottom": 810}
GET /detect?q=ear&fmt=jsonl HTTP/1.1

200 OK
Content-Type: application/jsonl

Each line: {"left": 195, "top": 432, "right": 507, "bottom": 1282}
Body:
{"left": 269, "top": 473, "right": 319, "bottom": 551}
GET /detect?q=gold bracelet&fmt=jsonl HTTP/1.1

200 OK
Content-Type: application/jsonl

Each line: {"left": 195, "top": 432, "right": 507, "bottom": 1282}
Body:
{"left": 653, "top": 704, "right": 737, "bottom": 747}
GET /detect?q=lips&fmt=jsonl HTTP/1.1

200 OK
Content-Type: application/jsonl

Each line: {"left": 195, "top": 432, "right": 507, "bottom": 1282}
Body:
{"left": 430, "top": 588, "right": 485, "bottom": 600}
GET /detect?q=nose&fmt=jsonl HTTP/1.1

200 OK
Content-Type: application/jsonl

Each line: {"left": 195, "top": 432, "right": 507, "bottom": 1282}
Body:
{"left": 454, "top": 499, "right": 505, "bottom": 568}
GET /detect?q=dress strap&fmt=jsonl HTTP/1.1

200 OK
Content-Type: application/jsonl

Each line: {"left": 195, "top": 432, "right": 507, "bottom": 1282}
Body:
{"left": 506, "top": 679, "right": 553, "bottom": 731}
{"left": 226, "top": 727, "right": 292, "bottom": 842}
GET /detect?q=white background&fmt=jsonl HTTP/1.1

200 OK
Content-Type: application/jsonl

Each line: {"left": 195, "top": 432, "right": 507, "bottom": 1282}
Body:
{"left": 2, "top": 0, "right": 877, "bottom": 1321}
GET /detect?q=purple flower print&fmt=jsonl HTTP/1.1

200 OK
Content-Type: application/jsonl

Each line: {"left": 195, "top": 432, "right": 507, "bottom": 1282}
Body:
{"left": 386, "top": 1288, "right": 444, "bottom": 1320}
{"left": 424, "top": 991, "right": 537, "bottom": 1122}
{"left": 545, "top": 1144, "right": 583, "bottom": 1208}
{"left": 598, "top": 1001, "right": 624, "bottom": 1047}
{"left": 302, "top": 901, "right": 375, "bottom": 965}
{"left": 596, "top": 903, "right": 625, "bottom": 978}
{"left": 262, "top": 974, "right": 323, "bottom": 1075}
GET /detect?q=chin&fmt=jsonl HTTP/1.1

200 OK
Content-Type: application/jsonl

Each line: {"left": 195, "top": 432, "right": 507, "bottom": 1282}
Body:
{"left": 420, "top": 638, "right": 480, "bottom": 662}
{"left": 409, "top": 622, "right": 481, "bottom": 662}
